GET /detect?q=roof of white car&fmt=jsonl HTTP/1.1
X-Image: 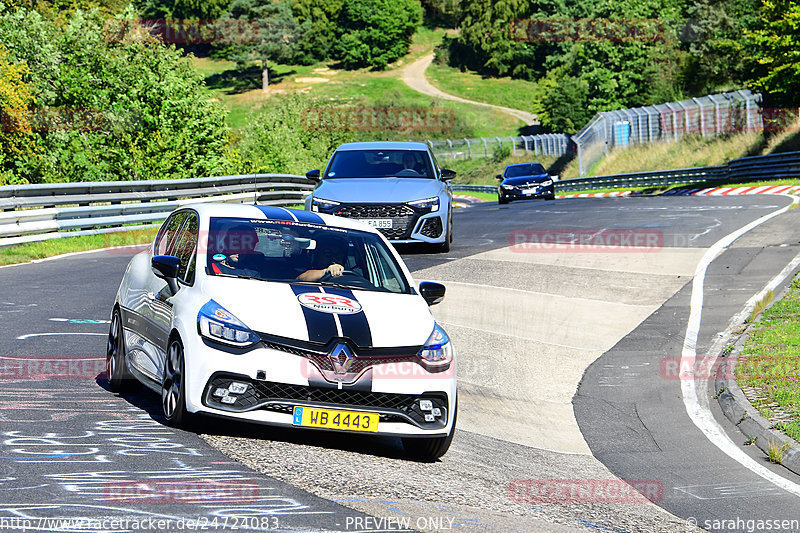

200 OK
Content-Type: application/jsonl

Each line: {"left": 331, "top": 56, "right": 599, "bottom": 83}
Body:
{"left": 188, "top": 203, "right": 380, "bottom": 234}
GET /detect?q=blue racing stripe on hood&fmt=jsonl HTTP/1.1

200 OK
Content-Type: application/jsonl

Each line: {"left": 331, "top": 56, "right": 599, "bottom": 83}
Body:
{"left": 323, "top": 287, "right": 372, "bottom": 348}
{"left": 290, "top": 285, "right": 338, "bottom": 344}
{"left": 291, "top": 210, "right": 326, "bottom": 225}
{"left": 255, "top": 206, "right": 296, "bottom": 221}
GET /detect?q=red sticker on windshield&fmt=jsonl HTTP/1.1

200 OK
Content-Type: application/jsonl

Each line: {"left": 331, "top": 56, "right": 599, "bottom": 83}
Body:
{"left": 297, "top": 293, "right": 362, "bottom": 314}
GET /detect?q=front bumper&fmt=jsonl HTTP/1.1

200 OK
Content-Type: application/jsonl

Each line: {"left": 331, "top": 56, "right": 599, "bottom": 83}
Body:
{"left": 183, "top": 335, "right": 457, "bottom": 437}
{"left": 499, "top": 185, "right": 554, "bottom": 201}
{"left": 317, "top": 202, "right": 448, "bottom": 244}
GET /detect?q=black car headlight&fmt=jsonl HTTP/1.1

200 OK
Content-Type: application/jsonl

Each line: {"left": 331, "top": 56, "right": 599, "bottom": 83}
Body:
{"left": 408, "top": 197, "right": 440, "bottom": 212}
{"left": 311, "top": 197, "right": 340, "bottom": 213}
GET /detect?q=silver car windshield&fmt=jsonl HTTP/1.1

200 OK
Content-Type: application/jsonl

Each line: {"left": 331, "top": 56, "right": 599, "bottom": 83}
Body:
{"left": 206, "top": 217, "right": 411, "bottom": 294}
{"left": 326, "top": 150, "right": 434, "bottom": 179}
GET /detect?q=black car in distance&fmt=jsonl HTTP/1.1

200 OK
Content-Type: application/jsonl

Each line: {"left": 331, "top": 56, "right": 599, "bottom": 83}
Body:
{"left": 497, "top": 162, "right": 556, "bottom": 204}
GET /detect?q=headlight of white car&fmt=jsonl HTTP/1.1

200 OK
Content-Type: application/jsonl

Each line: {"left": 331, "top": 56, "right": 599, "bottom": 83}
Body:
{"left": 408, "top": 197, "right": 440, "bottom": 212}
{"left": 310, "top": 197, "right": 340, "bottom": 213}
{"left": 198, "top": 300, "right": 259, "bottom": 347}
{"left": 418, "top": 323, "right": 453, "bottom": 372}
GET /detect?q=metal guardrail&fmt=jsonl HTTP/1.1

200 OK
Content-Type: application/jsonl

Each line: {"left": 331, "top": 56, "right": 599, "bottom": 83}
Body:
{"left": 451, "top": 150, "right": 800, "bottom": 196}
{"left": 0, "top": 174, "right": 312, "bottom": 248}
{"left": 3, "top": 151, "right": 799, "bottom": 247}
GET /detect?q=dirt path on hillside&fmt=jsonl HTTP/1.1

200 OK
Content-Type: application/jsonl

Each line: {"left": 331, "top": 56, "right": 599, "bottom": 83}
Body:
{"left": 401, "top": 53, "right": 538, "bottom": 125}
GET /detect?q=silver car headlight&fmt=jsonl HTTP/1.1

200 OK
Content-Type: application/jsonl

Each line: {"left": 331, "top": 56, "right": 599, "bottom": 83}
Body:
{"left": 198, "top": 300, "right": 259, "bottom": 347}
{"left": 408, "top": 197, "right": 440, "bottom": 212}
{"left": 311, "top": 197, "right": 340, "bottom": 213}
{"left": 417, "top": 323, "right": 453, "bottom": 372}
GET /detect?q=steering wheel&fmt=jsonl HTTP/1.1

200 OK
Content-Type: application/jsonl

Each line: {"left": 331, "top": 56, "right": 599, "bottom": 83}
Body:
{"left": 320, "top": 270, "right": 375, "bottom": 289}
{"left": 396, "top": 168, "right": 421, "bottom": 177}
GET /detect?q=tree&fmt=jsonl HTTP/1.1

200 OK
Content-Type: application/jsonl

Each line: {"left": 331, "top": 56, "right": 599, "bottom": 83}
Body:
{"left": 0, "top": 44, "right": 37, "bottom": 185}
{"left": 333, "top": 0, "right": 422, "bottom": 69}
{"left": 221, "top": 0, "right": 305, "bottom": 91}
{"left": 0, "top": 5, "right": 235, "bottom": 182}
{"left": 745, "top": 0, "right": 800, "bottom": 106}
{"left": 135, "top": 0, "right": 234, "bottom": 19}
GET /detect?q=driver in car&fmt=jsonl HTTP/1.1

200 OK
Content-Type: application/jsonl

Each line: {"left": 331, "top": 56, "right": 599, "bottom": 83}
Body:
{"left": 211, "top": 224, "right": 265, "bottom": 277}
{"left": 296, "top": 234, "right": 348, "bottom": 282}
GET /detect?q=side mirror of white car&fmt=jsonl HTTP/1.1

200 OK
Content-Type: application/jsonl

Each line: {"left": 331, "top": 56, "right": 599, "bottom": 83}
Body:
{"left": 152, "top": 255, "right": 180, "bottom": 295}
{"left": 419, "top": 281, "right": 446, "bottom": 306}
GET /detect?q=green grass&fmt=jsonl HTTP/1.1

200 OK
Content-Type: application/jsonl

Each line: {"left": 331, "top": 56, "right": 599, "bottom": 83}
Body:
{"left": 736, "top": 277, "right": 800, "bottom": 443}
{"left": 562, "top": 117, "right": 800, "bottom": 180}
{"left": 190, "top": 27, "right": 525, "bottom": 137}
{"left": 426, "top": 61, "right": 539, "bottom": 116}
{"left": 453, "top": 191, "right": 497, "bottom": 202}
{"left": 0, "top": 227, "right": 159, "bottom": 267}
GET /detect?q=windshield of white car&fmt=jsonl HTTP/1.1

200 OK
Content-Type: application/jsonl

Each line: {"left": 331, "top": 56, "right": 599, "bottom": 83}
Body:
{"left": 505, "top": 164, "right": 546, "bottom": 177}
{"left": 206, "top": 217, "right": 412, "bottom": 294}
{"left": 325, "top": 150, "right": 434, "bottom": 179}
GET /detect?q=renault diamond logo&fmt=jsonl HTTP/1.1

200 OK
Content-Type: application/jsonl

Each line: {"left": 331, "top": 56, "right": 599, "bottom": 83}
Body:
{"left": 329, "top": 344, "right": 354, "bottom": 375}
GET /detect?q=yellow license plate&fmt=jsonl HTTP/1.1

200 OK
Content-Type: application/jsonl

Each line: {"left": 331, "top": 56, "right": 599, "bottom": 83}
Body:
{"left": 292, "top": 406, "right": 379, "bottom": 432}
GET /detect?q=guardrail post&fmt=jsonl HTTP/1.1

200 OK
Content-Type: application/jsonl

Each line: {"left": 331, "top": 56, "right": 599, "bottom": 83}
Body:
{"left": 447, "top": 139, "right": 453, "bottom": 159}
{"left": 665, "top": 103, "right": 679, "bottom": 142}
{"left": 496, "top": 136, "right": 502, "bottom": 156}
{"left": 692, "top": 97, "right": 705, "bottom": 137}
{"left": 577, "top": 143, "right": 584, "bottom": 176}
{"left": 510, "top": 137, "right": 517, "bottom": 156}
{"left": 464, "top": 138, "right": 471, "bottom": 159}
{"left": 482, "top": 137, "right": 488, "bottom": 158}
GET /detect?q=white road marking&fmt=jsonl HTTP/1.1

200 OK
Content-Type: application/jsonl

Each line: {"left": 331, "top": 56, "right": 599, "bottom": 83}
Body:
{"left": 16, "top": 333, "right": 107, "bottom": 340}
{"left": 681, "top": 193, "right": 800, "bottom": 497}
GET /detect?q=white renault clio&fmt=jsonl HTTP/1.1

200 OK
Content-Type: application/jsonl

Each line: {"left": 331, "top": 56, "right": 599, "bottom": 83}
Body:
{"left": 107, "top": 203, "right": 456, "bottom": 459}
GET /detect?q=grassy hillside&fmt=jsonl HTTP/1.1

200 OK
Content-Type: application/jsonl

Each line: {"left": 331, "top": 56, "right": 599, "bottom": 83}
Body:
{"left": 560, "top": 122, "right": 800, "bottom": 180}
{"left": 191, "top": 28, "right": 525, "bottom": 138}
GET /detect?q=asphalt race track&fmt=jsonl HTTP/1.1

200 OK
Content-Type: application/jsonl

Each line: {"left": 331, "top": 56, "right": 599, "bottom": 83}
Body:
{"left": 1, "top": 194, "right": 800, "bottom": 532}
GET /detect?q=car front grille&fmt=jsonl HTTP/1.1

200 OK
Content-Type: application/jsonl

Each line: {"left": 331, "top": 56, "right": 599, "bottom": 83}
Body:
{"left": 203, "top": 374, "right": 449, "bottom": 428}
{"left": 334, "top": 203, "right": 417, "bottom": 240}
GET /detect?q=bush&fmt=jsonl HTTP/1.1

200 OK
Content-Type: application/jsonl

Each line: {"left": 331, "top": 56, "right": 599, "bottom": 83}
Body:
{"left": 0, "top": 6, "right": 236, "bottom": 183}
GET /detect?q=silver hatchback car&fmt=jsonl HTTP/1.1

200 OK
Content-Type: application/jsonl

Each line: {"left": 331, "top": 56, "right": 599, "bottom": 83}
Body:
{"left": 305, "top": 141, "right": 455, "bottom": 252}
